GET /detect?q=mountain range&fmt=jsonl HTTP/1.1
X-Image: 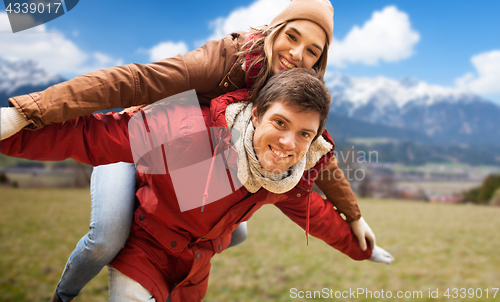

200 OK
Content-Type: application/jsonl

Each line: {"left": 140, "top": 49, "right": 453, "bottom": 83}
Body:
{"left": 0, "top": 58, "right": 64, "bottom": 107}
{"left": 325, "top": 73, "right": 500, "bottom": 146}
{"left": 1, "top": 57, "right": 499, "bottom": 147}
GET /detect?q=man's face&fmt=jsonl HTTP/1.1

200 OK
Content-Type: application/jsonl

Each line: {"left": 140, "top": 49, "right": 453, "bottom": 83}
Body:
{"left": 252, "top": 101, "right": 320, "bottom": 174}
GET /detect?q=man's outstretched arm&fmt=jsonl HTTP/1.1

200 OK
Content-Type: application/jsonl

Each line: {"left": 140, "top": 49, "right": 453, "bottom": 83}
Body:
{"left": 315, "top": 158, "right": 376, "bottom": 251}
{"left": 275, "top": 191, "right": 392, "bottom": 264}
{"left": 1, "top": 109, "right": 133, "bottom": 166}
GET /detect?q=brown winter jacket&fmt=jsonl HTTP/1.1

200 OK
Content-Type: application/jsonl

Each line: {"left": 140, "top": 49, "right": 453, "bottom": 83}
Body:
{"left": 7, "top": 31, "right": 361, "bottom": 222}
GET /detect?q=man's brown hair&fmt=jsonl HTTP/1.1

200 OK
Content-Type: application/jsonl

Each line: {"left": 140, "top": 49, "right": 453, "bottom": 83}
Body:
{"left": 253, "top": 68, "right": 331, "bottom": 141}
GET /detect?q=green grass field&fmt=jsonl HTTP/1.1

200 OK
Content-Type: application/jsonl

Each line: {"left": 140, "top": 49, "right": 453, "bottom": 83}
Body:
{"left": 1, "top": 187, "right": 499, "bottom": 301}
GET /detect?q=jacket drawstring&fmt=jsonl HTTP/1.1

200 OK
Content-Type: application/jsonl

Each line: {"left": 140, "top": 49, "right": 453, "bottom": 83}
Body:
{"left": 305, "top": 193, "right": 311, "bottom": 245}
{"left": 297, "top": 186, "right": 312, "bottom": 246}
{"left": 202, "top": 128, "right": 225, "bottom": 212}
{"left": 140, "top": 109, "right": 159, "bottom": 167}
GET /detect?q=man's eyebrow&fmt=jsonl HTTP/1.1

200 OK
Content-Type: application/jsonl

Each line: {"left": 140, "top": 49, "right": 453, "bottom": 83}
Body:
{"left": 289, "top": 27, "right": 324, "bottom": 52}
{"left": 274, "top": 113, "right": 317, "bottom": 134}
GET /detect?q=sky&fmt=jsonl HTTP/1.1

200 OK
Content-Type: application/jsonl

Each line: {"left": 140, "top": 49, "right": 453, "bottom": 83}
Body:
{"left": 1, "top": 0, "right": 500, "bottom": 104}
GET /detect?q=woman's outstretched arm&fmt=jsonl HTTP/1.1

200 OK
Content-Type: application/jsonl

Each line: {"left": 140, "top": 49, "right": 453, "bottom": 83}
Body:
{"left": 7, "top": 33, "right": 245, "bottom": 131}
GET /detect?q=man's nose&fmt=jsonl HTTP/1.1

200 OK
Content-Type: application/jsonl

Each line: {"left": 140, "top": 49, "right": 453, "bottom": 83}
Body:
{"left": 279, "top": 132, "right": 296, "bottom": 150}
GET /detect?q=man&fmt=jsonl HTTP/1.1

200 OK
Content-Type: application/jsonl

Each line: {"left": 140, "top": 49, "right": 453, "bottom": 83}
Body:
{"left": 1, "top": 68, "right": 392, "bottom": 302}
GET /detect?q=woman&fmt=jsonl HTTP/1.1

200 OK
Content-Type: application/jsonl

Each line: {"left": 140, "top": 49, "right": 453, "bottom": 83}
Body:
{"left": 0, "top": 1, "right": 375, "bottom": 301}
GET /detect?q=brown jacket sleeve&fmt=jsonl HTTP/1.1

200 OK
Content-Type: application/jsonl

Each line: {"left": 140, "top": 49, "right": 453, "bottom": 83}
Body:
{"left": 8, "top": 33, "right": 245, "bottom": 130}
{"left": 315, "top": 156, "right": 362, "bottom": 223}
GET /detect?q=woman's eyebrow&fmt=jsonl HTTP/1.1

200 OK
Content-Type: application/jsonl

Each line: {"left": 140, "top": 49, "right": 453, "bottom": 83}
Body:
{"left": 289, "top": 27, "right": 324, "bottom": 52}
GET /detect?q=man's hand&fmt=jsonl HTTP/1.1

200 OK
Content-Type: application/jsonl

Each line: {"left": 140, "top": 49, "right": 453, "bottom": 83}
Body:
{"left": 1, "top": 107, "right": 29, "bottom": 140}
{"left": 369, "top": 245, "right": 394, "bottom": 264}
{"left": 350, "top": 217, "right": 375, "bottom": 251}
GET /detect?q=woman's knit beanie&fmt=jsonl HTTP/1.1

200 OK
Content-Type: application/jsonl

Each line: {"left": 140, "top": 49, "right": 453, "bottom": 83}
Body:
{"left": 269, "top": 0, "right": 334, "bottom": 44}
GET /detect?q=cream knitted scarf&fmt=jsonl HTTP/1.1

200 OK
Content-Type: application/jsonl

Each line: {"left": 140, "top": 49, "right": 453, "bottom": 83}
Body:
{"left": 226, "top": 102, "right": 332, "bottom": 194}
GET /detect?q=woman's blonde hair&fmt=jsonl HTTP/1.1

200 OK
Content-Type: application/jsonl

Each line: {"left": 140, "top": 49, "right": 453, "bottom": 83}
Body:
{"left": 238, "top": 21, "right": 330, "bottom": 102}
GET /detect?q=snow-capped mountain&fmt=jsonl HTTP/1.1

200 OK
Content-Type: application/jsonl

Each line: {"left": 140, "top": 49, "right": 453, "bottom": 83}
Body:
{"left": 0, "top": 58, "right": 64, "bottom": 106}
{"left": 326, "top": 73, "right": 500, "bottom": 146}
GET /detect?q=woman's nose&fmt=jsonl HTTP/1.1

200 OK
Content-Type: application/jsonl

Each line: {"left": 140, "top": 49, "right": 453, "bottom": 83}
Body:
{"left": 289, "top": 46, "right": 303, "bottom": 62}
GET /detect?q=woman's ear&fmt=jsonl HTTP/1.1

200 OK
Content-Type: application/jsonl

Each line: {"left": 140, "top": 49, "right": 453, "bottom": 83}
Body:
{"left": 251, "top": 106, "right": 258, "bottom": 127}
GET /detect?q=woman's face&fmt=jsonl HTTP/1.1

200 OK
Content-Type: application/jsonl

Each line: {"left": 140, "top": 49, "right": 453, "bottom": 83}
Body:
{"left": 271, "top": 20, "right": 327, "bottom": 75}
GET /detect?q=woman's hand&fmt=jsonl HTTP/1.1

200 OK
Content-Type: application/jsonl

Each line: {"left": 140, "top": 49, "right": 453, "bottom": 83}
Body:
{"left": 1, "top": 107, "right": 29, "bottom": 140}
{"left": 350, "top": 217, "right": 376, "bottom": 251}
{"left": 369, "top": 245, "right": 394, "bottom": 264}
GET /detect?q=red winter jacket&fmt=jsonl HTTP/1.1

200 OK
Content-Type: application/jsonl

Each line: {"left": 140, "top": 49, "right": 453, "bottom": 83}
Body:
{"left": 1, "top": 89, "right": 372, "bottom": 302}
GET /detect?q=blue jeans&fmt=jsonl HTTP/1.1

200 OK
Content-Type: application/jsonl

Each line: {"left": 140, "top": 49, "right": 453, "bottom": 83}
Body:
{"left": 56, "top": 162, "right": 248, "bottom": 301}
{"left": 57, "top": 162, "right": 136, "bottom": 302}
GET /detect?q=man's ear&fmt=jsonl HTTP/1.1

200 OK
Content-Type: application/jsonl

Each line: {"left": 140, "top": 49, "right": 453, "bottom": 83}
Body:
{"left": 251, "top": 106, "right": 258, "bottom": 127}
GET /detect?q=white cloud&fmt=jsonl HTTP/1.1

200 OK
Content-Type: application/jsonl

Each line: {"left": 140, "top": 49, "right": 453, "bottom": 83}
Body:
{"left": 207, "top": 0, "right": 289, "bottom": 41}
{"left": 329, "top": 6, "right": 420, "bottom": 68}
{"left": 0, "top": 12, "right": 122, "bottom": 76}
{"left": 148, "top": 41, "right": 189, "bottom": 62}
{"left": 75, "top": 52, "right": 124, "bottom": 75}
{"left": 456, "top": 50, "right": 500, "bottom": 96}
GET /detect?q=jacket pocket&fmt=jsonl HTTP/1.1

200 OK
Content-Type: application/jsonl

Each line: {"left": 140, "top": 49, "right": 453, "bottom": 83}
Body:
{"left": 135, "top": 208, "right": 190, "bottom": 257}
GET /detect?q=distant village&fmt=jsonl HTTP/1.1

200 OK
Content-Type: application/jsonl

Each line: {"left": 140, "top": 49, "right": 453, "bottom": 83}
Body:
{"left": 344, "top": 162, "right": 500, "bottom": 206}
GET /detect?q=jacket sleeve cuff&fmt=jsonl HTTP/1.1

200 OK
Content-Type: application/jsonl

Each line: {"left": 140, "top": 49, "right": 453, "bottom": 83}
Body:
{"left": 8, "top": 94, "right": 42, "bottom": 130}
